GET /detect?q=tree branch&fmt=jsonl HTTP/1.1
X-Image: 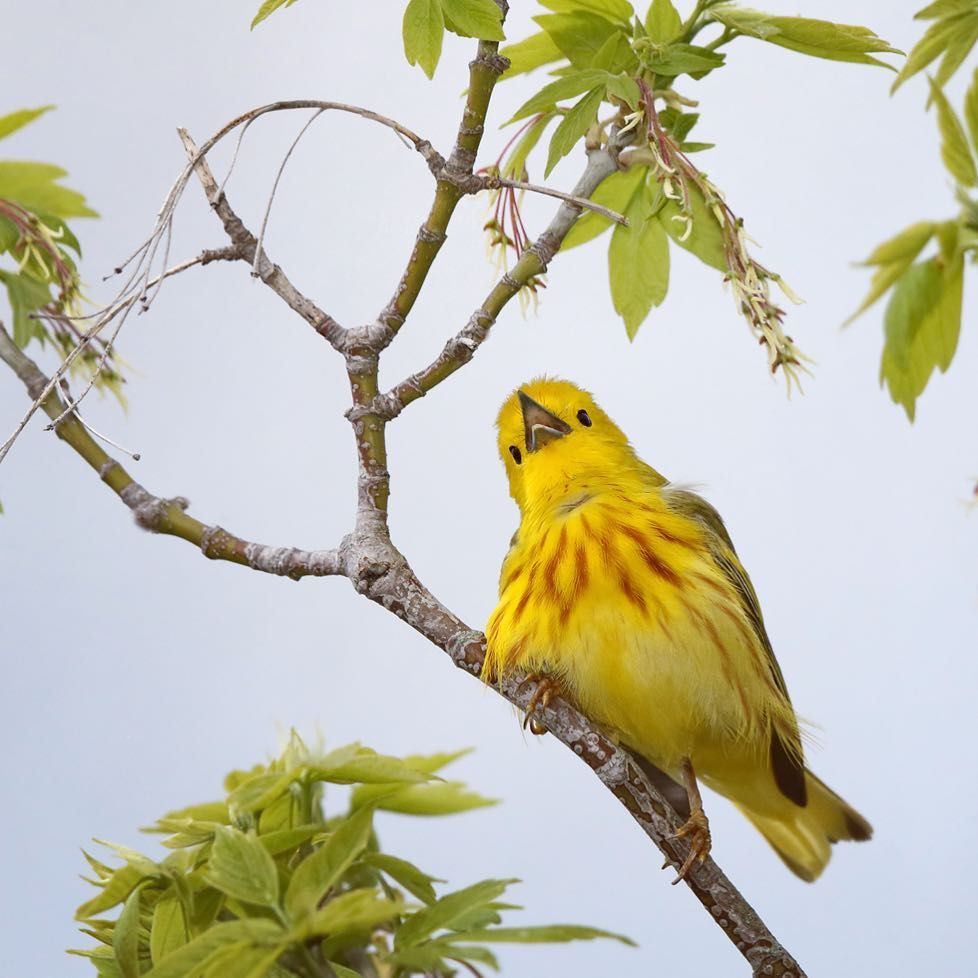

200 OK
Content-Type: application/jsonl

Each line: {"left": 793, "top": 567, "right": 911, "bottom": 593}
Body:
{"left": 0, "top": 323, "right": 345, "bottom": 578}
{"left": 178, "top": 129, "right": 348, "bottom": 352}
{"left": 369, "top": 133, "right": 630, "bottom": 420}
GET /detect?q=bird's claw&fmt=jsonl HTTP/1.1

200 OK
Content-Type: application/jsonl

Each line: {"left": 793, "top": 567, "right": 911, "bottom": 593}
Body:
{"left": 519, "top": 673, "right": 562, "bottom": 736}
{"left": 669, "top": 808, "right": 711, "bottom": 884}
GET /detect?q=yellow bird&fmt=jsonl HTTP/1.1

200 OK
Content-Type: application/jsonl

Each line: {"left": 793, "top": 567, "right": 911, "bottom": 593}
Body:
{"left": 484, "top": 378, "right": 871, "bottom": 881}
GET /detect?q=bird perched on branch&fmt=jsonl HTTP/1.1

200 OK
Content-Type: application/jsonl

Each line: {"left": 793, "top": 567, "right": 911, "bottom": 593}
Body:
{"left": 483, "top": 378, "right": 871, "bottom": 881}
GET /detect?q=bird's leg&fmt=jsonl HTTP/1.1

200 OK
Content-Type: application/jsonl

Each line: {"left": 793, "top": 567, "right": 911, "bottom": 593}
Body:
{"left": 518, "top": 672, "right": 564, "bottom": 735}
{"left": 670, "top": 757, "right": 712, "bottom": 883}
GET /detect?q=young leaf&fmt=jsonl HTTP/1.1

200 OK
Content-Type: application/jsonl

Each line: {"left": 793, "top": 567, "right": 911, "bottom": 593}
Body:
{"left": 930, "top": 79, "right": 978, "bottom": 185}
{"left": 880, "top": 255, "right": 964, "bottom": 419}
{"left": 0, "top": 161, "right": 98, "bottom": 219}
{"left": 351, "top": 780, "right": 496, "bottom": 815}
{"left": 150, "top": 897, "right": 189, "bottom": 965}
{"left": 441, "top": 923, "right": 636, "bottom": 944}
{"left": 508, "top": 68, "right": 613, "bottom": 122}
{"left": 561, "top": 164, "right": 646, "bottom": 250}
{"left": 645, "top": 0, "right": 682, "bottom": 43}
{"left": 250, "top": 0, "right": 300, "bottom": 29}
{"left": 711, "top": 7, "right": 900, "bottom": 68}
{"left": 307, "top": 750, "right": 432, "bottom": 785}
{"left": 142, "top": 920, "right": 283, "bottom": 978}
{"left": 363, "top": 852, "right": 443, "bottom": 904}
{"left": 545, "top": 86, "right": 604, "bottom": 175}
{"left": 0, "top": 105, "right": 55, "bottom": 142}
{"left": 645, "top": 43, "right": 724, "bottom": 76}
{"left": 441, "top": 0, "right": 504, "bottom": 40}
{"left": 403, "top": 0, "right": 445, "bottom": 79}
{"left": 609, "top": 189, "right": 670, "bottom": 338}
{"left": 113, "top": 887, "right": 142, "bottom": 978}
{"left": 291, "top": 889, "right": 404, "bottom": 941}
{"left": 76, "top": 864, "right": 147, "bottom": 920}
{"left": 965, "top": 66, "right": 978, "bottom": 152}
{"left": 538, "top": 0, "right": 634, "bottom": 27}
{"left": 284, "top": 806, "right": 374, "bottom": 920}
{"left": 534, "top": 11, "right": 620, "bottom": 67}
{"left": 394, "top": 879, "right": 518, "bottom": 948}
{"left": 0, "top": 270, "right": 53, "bottom": 347}
{"left": 500, "top": 32, "right": 564, "bottom": 78}
{"left": 205, "top": 827, "right": 280, "bottom": 907}
{"left": 932, "top": 14, "right": 978, "bottom": 87}
{"left": 200, "top": 945, "right": 284, "bottom": 978}
{"left": 893, "top": 7, "right": 978, "bottom": 90}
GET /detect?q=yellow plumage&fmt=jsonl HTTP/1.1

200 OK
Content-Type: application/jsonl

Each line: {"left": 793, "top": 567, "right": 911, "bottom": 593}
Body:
{"left": 484, "top": 378, "right": 871, "bottom": 881}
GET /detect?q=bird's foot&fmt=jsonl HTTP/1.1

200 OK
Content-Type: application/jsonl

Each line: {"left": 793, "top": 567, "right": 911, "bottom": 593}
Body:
{"left": 669, "top": 808, "right": 711, "bottom": 884}
{"left": 519, "top": 673, "right": 563, "bottom": 735}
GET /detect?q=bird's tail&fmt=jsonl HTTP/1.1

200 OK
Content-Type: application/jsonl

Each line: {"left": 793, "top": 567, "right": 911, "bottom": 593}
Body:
{"left": 735, "top": 770, "right": 872, "bottom": 882}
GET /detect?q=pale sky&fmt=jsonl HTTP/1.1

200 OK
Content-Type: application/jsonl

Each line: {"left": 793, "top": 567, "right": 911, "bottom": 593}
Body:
{"left": 2, "top": 2, "right": 976, "bottom": 976}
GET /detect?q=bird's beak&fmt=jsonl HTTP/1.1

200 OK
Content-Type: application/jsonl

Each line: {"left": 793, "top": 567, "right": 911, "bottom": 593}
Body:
{"left": 519, "top": 391, "right": 572, "bottom": 453}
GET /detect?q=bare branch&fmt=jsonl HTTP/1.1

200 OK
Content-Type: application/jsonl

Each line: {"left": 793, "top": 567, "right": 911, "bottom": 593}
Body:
{"left": 178, "top": 128, "right": 347, "bottom": 351}
{"left": 0, "top": 324, "right": 345, "bottom": 579}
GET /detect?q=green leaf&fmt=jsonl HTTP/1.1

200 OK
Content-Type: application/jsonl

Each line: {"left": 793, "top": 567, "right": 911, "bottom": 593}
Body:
{"left": 292, "top": 889, "right": 404, "bottom": 941}
{"left": 539, "top": 0, "right": 634, "bottom": 26}
{"left": 250, "top": 0, "right": 300, "bottom": 29}
{"left": 143, "top": 920, "right": 283, "bottom": 978}
{"left": 892, "top": 12, "right": 976, "bottom": 91}
{"left": 646, "top": 43, "right": 724, "bottom": 76}
{"left": 284, "top": 806, "right": 374, "bottom": 920}
{"left": 363, "top": 852, "right": 442, "bottom": 904}
{"left": 150, "top": 897, "right": 189, "bottom": 965}
{"left": 846, "top": 222, "right": 937, "bottom": 325}
{"left": 326, "top": 963, "right": 361, "bottom": 978}
{"left": 562, "top": 164, "right": 646, "bottom": 250}
{"left": 933, "top": 14, "right": 978, "bottom": 87}
{"left": 258, "top": 825, "right": 323, "bottom": 856}
{"left": 0, "top": 161, "right": 98, "bottom": 219}
{"left": 394, "top": 879, "right": 518, "bottom": 948}
{"left": 307, "top": 750, "right": 432, "bottom": 785}
{"left": 545, "top": 86, "right": 604, "bottom": 175}
{"left": 860, "top": 220, "right": 936, "bottom": 266}
{"left": 227, "top": 773, "right": 293, "bottom": 815}
{"left": 206, "top": 827, "right": 280, "bottom": 907}
{"left": 200, "top": 945, "right": 284, "bottom": 978}
{"left": 965, "top": 66, "right": 978, "bottom": 153}
{"left": 880, "top": 255, "right": 964, "bottom": 419}
{"left": 930, "top": 79, "right": 978, "bottom": 185}
{"left": 352, "top": 781, "right": 496, "bottom": 815}
{"left": 658, "top": 183, "right": 727, "bottom": 271}
{"left": 535, "top": 11, "right": 620, "bottom": 67}
{"left": 645, "top": 0, "right": 682, "bottom": 43}
{"left": 609, "top": 188, "right": 670, "bottom": 338}
{"left": 916, "top": 1, "right": 978, "bottom": 18}
{"left": 500, "top": 32, "right": 564, "bottom": 78}
{"left": 711, "top": 6, "right": 900, "bottom": 68}
{"left": 113, "top": 886, "right": 142, "bottom": 978}
{"left": 508, "top": 68, "right": 617, "bottom": 122}
{"left": 0, "top": 106, "right": 55, "bottom": 142}
{"left": 76, "top": 864, "right": 146, "bottom": 920}
{"left": 442, "top": 923, "right": 636, "bottom": 945}
{"left": 441, "top": 0, "right": 504, "bottom": 40}
{"left": 403, "top": 0, "right": 445, "bottom": 78}
{"left": 590, "top": 31, "right": 639, "bottom": 73}
{"left": 0, "top": 269, "right": 53, "bottom": 346}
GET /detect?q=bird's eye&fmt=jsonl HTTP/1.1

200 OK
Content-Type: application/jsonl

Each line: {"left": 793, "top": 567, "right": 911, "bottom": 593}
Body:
{"left": 577, "top": 409, "right": 592, "bottom": 427}
{"left": 509, "top": 445, "right": 522, "bottom": 465}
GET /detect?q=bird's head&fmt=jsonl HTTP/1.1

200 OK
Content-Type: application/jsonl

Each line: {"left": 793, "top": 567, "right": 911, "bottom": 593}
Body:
{"left": 496, "top": 377, "right": 638, "bottom": 511}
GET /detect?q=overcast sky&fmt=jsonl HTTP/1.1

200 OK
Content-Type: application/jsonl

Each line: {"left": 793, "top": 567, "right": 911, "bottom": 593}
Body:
{"left": 2, "top": 1, "right": 976, "bottom": 976}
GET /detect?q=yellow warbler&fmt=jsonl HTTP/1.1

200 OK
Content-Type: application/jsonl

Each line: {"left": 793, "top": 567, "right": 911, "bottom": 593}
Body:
{"left": 484, "top": 378, "right": 871, "bottom": 881}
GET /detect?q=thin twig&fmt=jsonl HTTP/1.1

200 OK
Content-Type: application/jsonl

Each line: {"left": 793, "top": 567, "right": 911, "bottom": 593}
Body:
{"left": 492, "top": 175, "right": 627, "bottom": 225}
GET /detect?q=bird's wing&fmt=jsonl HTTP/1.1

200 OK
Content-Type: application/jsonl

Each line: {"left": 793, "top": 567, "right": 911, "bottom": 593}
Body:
{"left": 664, "top": 486, "right": 808, "bottom": 807}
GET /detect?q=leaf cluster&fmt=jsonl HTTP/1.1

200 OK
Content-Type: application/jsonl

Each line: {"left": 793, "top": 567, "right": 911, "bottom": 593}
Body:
{"left": 484, "top": 0, "right": 895, "bottom": 376}
{"left": 0, "top": 106, "right": 123, "bottom": 398}
{"left": 850, "top": 3, "right": 978, "bottom": 419}
{"left": 72, "top": 734, "right": 631, "bottom": 978}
